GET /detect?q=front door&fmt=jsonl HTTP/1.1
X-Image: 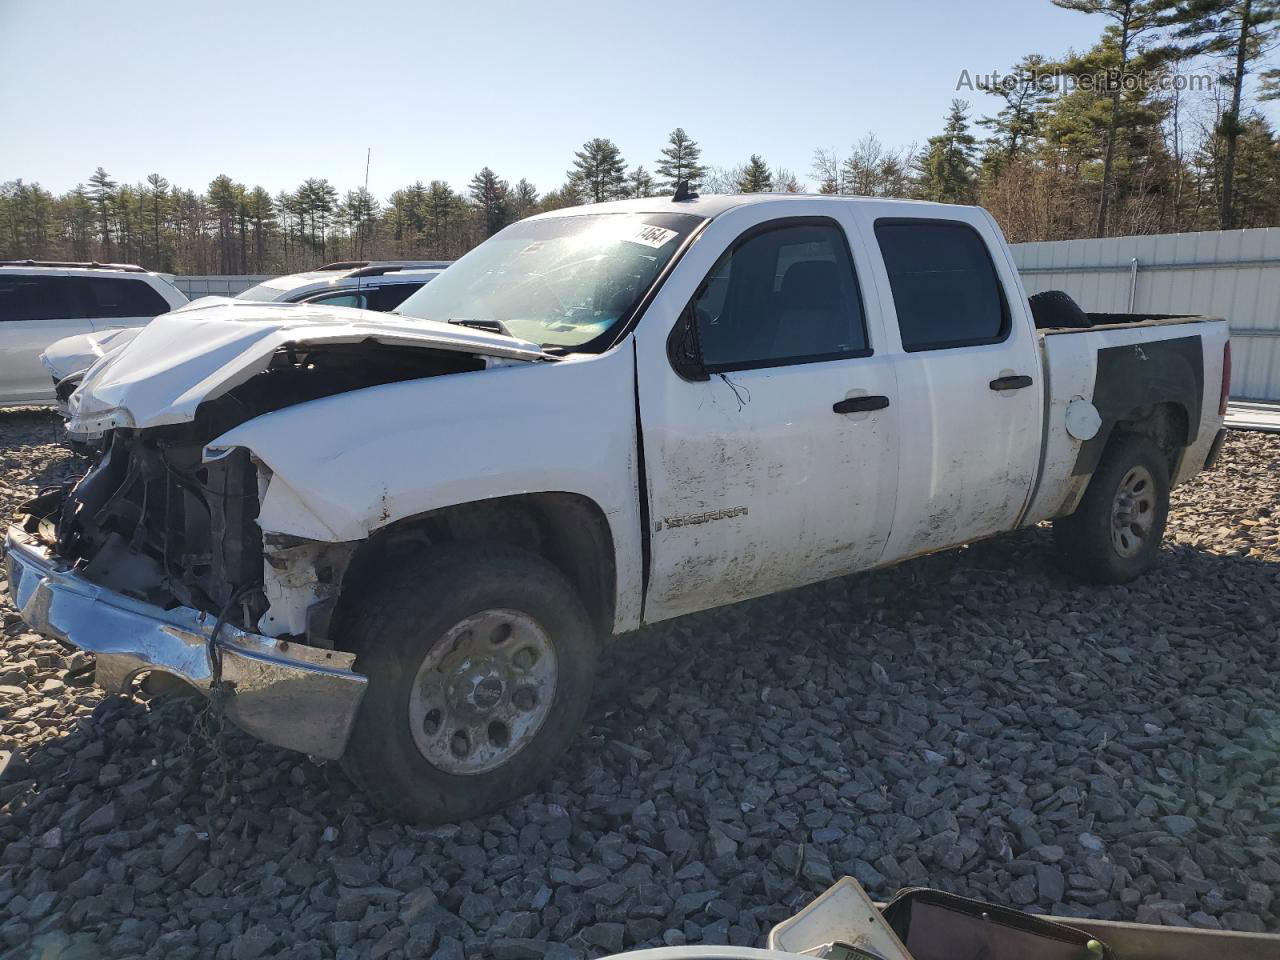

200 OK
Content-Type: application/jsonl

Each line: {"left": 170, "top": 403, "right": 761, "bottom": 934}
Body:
{"left": 637, "top": 214, "right": 901, "bottom": 622}
{"left": 0, "top": 274, "right": 93, "bottom": 404}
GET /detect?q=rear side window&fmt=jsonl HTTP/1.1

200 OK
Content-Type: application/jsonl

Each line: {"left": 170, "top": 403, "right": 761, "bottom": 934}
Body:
{"left": 72, "top": 277, "right": 170, "bottom": 318}
{"left": 306, "top": 291, "right": 370, "bottom": 309}
{"left": 691, "top": 220, "right": 869, "bottom": 371}
{"left": 874, "top": 220, "right": 1009, "bottom": 351}
{"left": 373, "top": 282, "right": 424, "bottom": 312}
{"left": 0, "top": 275, "right": 80, "bottom": 321}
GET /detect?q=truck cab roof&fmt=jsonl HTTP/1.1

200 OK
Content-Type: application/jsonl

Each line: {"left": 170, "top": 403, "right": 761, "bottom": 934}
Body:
{"left": 526, "top": 192, "right": 969, "bottom": 223}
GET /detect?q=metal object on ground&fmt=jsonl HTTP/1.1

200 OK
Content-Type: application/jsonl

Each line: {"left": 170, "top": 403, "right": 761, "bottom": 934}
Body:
{"left": 768, "top": 878, "right": 913, "bottom": 960}
{"left": 409, "top": 608, "right": 558, "bottom": 774}
{"left": 4, "top": 527, "right": 366, "bottom": 759}
{"left": 762, "top": 878, "right": 1280, "bottom": 960}
{"left": 1225, "top": 400, "right": 1280, "bottom": 433}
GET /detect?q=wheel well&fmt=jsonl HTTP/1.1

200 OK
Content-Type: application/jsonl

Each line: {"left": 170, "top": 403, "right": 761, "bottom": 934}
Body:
{"left": 1109, "top": 401, "right": 1189, "bottom": 476}
{"left": 338, "top": 493, "right": 617, "bottom": 641}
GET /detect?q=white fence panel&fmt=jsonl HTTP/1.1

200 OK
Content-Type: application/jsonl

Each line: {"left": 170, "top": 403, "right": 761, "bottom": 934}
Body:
{"left": 1011, "top": 227, "right": 1280, "bottom": 401}
{"left": 174, "top": 275, "right": 270, "bottom": 299}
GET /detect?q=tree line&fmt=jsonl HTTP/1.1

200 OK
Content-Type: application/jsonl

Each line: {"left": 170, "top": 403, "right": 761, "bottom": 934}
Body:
{"left": 3, "top": 0, "right": 1278, "bottom": 274}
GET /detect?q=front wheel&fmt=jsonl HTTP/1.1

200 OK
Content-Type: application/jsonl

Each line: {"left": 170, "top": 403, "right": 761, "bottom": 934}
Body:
{"left": 1053, "top": 432, "right": 1171, "bottom": 584}
{"left": 339, "top": 543, "right": 597, "bottom": 823}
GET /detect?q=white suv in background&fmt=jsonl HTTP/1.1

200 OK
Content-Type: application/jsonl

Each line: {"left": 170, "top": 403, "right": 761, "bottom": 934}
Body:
{"left": 235, "top": 260, "right": 451, "bottom": 307}
{"left": 0, "top": 261, "right": 187, "bottom": 406}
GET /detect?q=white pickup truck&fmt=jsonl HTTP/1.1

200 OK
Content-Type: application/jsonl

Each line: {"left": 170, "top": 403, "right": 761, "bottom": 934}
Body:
{"left": 5, "top": 194, "right": 1230, "bottom": 823}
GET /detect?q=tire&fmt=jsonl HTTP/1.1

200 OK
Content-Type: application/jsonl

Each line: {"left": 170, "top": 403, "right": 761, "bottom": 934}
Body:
{"left": 1053, "top": 432, "right": 1171, "bottom": 584}
{"left": 338, "top": 543, "right": 597, "bottom": 823}
{"left": 1029, "top": 290, "right": 1091, "bottom": 330}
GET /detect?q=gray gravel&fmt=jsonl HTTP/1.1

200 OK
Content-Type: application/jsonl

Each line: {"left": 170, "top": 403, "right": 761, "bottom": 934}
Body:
{"left": 1, "top": 407, "right": 1278, "bottom": 959}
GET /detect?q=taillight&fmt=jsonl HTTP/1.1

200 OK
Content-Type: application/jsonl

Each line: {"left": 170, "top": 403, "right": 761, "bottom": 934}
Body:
{"left": 1219, "top": 340, "right": 1232, "bottom": 416}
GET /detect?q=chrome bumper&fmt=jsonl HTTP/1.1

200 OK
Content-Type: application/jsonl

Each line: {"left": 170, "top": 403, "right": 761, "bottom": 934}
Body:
{"left": 4, "top": 527, "right": 366, "bottom": 760}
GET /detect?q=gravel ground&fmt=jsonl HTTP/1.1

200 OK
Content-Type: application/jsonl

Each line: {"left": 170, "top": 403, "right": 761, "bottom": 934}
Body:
{"left": 1, "top": 407, "right": 1278, "bottom": 960}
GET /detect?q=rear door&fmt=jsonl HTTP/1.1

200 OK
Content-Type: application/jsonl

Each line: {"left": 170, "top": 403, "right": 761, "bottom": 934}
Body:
{"left": 0, "top": 273, "right": 91, "bottom": 404}
{"left": 859, "top": 212, "right": 1042, "bottom": 560}
{"left": 77, "top": 276, "right": 174, "bottom": 331}
{"left": 636, "top": 206, "right": 901, "bottom": 622}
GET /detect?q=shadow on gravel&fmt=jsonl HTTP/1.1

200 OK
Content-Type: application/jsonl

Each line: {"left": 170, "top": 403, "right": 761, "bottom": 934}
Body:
{"left": 4, "top": 520, "right": 1278, "bottom": 958}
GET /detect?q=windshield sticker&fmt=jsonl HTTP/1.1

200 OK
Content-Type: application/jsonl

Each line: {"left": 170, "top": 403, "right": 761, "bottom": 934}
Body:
{"left": 627, "top": 224, "right": 679, "bottom": 249}
{"left": 518, "top": 241, "right": 548, "bottom": 255}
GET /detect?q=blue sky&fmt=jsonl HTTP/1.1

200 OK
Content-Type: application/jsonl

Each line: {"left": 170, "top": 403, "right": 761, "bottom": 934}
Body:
{"left": 0, "top": 0, "right": 1249, "bottom": 198}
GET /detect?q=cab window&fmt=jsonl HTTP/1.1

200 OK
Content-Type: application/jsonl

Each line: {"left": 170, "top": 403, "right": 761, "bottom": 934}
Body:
{"left": 874, "top": 220, "right": 1009, "bottom": 352}
{"left": 690, "top": 220, "right": 869, "bottom": 372}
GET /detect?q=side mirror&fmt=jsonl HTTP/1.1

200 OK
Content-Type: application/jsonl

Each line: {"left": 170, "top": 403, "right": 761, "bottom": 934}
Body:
{"left": 667, "top": 303, "right": 709, "bottom": 382}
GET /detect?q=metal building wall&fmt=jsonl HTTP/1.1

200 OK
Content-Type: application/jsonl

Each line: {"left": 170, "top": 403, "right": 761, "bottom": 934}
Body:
{"left": 1010, "top": 228, "right": 1280, "bottom": 401}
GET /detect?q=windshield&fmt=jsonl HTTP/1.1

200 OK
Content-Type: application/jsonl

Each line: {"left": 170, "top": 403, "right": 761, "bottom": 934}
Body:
{"left": 236, "top": 281, "right": 290, "bottom": 302}
{"left": 393, "top": 212, "right": 703, "bottom": 350}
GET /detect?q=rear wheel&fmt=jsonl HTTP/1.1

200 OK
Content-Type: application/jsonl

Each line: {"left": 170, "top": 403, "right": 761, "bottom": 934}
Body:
{"left": 339, "top": 543, "right": 596, "bottom": 823}
{"left": 1054, "top": 433, "right": 1171, "bottom": 584}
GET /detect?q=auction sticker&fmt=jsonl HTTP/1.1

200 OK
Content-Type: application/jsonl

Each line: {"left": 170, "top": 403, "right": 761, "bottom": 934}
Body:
{"left": 627, "top": 224, "right": 679, "bottom": 249}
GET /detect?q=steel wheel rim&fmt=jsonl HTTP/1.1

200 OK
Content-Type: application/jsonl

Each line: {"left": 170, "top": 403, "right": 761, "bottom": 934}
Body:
{"left": 408, "top": 608, "right": 558, "bottom": 775}
{"left": 1111, "top": 464, "right": 1156, "bottom": 559}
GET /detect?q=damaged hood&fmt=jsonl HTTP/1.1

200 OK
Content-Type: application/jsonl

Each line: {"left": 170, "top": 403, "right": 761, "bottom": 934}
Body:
{"left": 41, "top": 326, "right": 144, "bottom": 382}
{"left": 68, "top": 298, "right": 545, "bottom": 432}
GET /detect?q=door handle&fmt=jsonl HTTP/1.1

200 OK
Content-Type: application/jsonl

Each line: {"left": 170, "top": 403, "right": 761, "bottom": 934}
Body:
{"left": 833, "top": 395, "right": 890, "bottom": 414}
{"left": 989, "top": 375, "right": 1034, "bottom": 391}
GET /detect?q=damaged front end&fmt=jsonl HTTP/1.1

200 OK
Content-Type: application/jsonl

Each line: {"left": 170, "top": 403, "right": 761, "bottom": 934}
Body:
{"left": 6, "top": 331, "right": 511, "bottom": 758}
{"left": 5, "top": 523, "right": 364, "bottom": 758}
{"left": 6, "top": 392, "right": 369, "bottom": 757}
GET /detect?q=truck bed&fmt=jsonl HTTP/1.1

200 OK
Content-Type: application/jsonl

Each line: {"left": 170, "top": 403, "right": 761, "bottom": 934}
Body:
{"left": 1024, "top": 313, "right": 1229, "bottom": 526}
{"left": 1038, "top": 311, "right": 1215, "bottom": 333}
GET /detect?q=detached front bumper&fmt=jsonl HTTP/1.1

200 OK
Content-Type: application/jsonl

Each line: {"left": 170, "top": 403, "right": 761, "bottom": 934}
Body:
{"left": 4, "top": 527, "right": 366, "bottom": 760}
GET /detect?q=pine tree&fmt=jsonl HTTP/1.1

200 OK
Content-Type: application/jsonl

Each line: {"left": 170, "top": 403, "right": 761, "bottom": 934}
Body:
{"left": 88, "top": 167, "right": 116, "bottom": 255}
{"left": 1051, "top": 1, "right": 1182, "bottom": 236}
{"left": 569, "top": 138, "right": 627, "bottom": 203}
{"left": 510, "top": 179, "right": 539, "bottom": 220}
{"left": 1168, "top": 0, "right": 1280, "bottom": 228}
{"left": 387, "top": 181, "right": 428, "bottom": 253}
{"left": 627, "top": 166, "right": 656, "bottom": 198}
{"left": 916, "top": 101, "right": 979, "bottom": 203}
{"left": 736, "top": 155, "right": 773, "bottom": 193}
{"left": 297, "top": 178, "right": 338, "bottom": 260}
{"left": 424, "top": 180, "right": 462, "bottom": 256}
{"left": 977, "top": 54, "right": 1056, "bottom": 176}
{"left": 469, "top": 167, "right": 511, "bottom": 238}
{"left": 538, "top": 182, "right": 583, "bottom": 212}
{"left": 1225, "top": 112, "right": 1280, "bottom": 225}
{"left": 143, "top": 173, "right": 170, "bottom": 269}
{"left": 207, "top": 175, "right": 240, "bottom": 273}
{"left": 655, "top": 127, "right": 707, "bottom": 193}
{"left": 113, "top": 184, "right": 142, "bottom": 265}
{"left": 244, "top": 186, "right": 274, "bottom": 272}
{"left": 341, "top": 187, "right": 380, "bottom": 260}
{"left": 63, "top": 186, "right": 95, "bottom": 260}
